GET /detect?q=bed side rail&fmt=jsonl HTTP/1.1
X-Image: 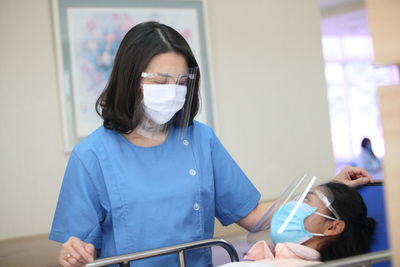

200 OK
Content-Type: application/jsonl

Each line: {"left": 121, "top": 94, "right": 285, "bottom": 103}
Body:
{"left": 85, "top": 238, "right": 239, "bottom": 267}
{"left": 312, "top": 249, "right": 391, "bottom": 267}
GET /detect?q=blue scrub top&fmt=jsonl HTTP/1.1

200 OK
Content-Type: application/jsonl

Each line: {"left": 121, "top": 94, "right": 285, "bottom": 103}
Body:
{"left": 50, "top": 121, "right": 260, "bottom": 266}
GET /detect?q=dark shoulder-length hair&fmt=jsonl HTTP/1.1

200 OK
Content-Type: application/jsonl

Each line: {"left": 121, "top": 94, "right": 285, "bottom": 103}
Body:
{"left": 96, "top": 21, "right": 200, "bottom": 133}
{"left": 319, "top": 182, "right": 376, "bottom": 261}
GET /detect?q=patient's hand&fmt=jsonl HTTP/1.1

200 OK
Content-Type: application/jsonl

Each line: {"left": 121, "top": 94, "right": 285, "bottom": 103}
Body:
{"left": 333, "top": 166, "right": 374, "bottom": 188}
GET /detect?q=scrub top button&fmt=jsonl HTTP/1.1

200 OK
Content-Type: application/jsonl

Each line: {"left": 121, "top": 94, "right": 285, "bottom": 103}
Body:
{"left": 189, "top": 169, "right": 196, "bottom": 176}
{"left": 193, "top": 203, "right": 200, "bottom": 211}
{"left": 183, "top": 140, "right": 189, "bottom": 146}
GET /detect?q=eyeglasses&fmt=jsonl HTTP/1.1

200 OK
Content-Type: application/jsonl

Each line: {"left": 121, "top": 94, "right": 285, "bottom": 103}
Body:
{"left": 314, "top": 190, "right": 341, "bottom": 220}
{"left": 141, "top": 72, "right": 195, "bottom": 85}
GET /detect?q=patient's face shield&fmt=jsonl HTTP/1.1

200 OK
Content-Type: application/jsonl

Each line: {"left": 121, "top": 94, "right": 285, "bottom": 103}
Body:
{"left": 247, "top": 175, "right": 340, "bottom": 247}
{"left": 136, "top": 67, "right": 199, "bottom": 140}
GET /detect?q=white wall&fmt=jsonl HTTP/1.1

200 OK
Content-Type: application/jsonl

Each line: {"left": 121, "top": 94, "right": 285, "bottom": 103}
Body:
{"left": 206, "top": 0, "right": 335, "bottom": 199}
{"left": 0, "top": 0, "right": 68, "bottom": 239}
{"left": 0, "top": 0, "right": 335, "bottom": 240}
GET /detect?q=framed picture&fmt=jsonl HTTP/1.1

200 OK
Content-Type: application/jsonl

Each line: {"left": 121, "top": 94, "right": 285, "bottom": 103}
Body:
{"left": 52, "top": 0, "right": 214, "bottom": 152}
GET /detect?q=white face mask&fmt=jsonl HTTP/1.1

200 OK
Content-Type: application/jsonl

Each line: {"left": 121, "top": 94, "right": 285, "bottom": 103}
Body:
{"left": 142, "top": 84, "right": 187, "bottom": 125}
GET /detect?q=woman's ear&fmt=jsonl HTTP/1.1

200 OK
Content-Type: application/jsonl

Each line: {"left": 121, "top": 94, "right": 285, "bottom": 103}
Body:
{"left": 324, "top": 220, "right": 346, "bottom": 237}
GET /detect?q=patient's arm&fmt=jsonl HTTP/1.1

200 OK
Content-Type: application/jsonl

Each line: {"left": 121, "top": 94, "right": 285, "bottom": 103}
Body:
{"left": 333, "top": 166, "right": 374, "bottom": 187}
{"left": 236, "top": 201, "right": 273, "bottom": 231}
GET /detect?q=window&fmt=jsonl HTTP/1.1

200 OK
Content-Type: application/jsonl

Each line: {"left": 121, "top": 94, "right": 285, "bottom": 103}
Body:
{"left": 321, "top": 18, "right": 399, "bottom": 173}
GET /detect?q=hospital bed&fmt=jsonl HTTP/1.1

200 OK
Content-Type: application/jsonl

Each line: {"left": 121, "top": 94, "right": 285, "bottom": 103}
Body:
{"left": 85, "top": 238, "right": 239, "bottom": 267}
{"left": 84, "top": 183, "right": 391, "bottom": 267}
{"left": 357, "top": 182, "right": 391, "bottom": 267}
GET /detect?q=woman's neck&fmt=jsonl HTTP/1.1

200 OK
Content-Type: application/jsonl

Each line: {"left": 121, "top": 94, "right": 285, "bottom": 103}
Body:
{"left": 302, "top": 237, "right": 323, "bottom": 251}
{"left": 123, "top": 129, "right": 168, "bottom": 147}
{"left": 302, "top": 235, "right": 336, "bottom": 254}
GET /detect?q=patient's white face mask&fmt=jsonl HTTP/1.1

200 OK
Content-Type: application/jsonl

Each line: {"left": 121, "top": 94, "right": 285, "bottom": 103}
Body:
{"left": 142, "top": 83, "right": 187, "bottom": 125}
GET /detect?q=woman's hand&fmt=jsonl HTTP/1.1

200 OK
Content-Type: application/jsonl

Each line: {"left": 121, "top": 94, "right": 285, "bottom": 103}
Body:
{"left": 333, "top": 166, "right": 374, "bottom": 188}
{"left": 58, "top": 236, "right": 95, "bottom": 267}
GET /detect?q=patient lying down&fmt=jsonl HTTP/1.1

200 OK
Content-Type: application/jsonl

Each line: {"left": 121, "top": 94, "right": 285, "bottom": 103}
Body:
{"left": 220, "top": 182, "right": 376, "bottom": 267}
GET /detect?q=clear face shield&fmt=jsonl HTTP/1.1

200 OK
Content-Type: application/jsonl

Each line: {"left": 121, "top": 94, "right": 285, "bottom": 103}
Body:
{"left": 247, "top": 175, "right": 340, "bottom": 249}
{"left": 136, "top": 66, "right": 198, "bottom": 140}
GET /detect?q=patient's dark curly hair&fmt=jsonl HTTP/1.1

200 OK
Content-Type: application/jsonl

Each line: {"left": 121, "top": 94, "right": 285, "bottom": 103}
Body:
{"left": 319, "top": 182, "right": 376, "bottom": 261}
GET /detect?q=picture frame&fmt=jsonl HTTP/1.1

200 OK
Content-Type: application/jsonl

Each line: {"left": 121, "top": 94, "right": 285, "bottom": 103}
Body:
{"left": 52, "top": 0, "right": 214, "bottom": 152}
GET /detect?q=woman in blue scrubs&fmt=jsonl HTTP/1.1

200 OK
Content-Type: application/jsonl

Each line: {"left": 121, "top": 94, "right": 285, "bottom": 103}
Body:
{"left": 50, "top": 21, "right": 373, "bottom": 267}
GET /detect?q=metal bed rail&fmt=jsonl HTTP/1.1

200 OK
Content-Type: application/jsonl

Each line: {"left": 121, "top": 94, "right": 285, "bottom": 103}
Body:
{"left": 85, "top": 238, "right": 239, "bottom": 267}
{"left": 313, "top": 250, "right": 391, "bottom": 267}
